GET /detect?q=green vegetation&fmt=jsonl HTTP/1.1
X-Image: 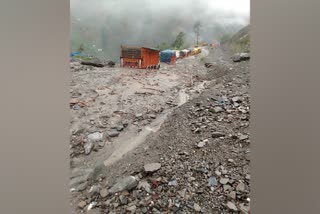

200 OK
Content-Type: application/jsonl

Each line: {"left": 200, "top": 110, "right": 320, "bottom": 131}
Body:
{"left": 220, "top": 25, "right": 250, "bottom": 54}
{"left": 172, "top": 32, "right": 186, "bottom": 49}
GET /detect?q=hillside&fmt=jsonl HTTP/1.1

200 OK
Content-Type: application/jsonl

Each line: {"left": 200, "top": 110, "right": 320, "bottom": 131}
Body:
{"left": 221, "top": 24, "right": 250, "bottom": 53}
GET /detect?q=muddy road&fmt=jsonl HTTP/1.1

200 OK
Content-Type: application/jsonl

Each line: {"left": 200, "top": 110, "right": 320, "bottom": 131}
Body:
{"left": 70, "top": 46, "right": 250, "bottom": 213}
{"left": 70, "top": 49, "right": 211, "bottom": 187}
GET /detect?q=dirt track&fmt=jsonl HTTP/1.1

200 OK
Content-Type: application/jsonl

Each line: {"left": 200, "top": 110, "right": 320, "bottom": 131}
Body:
{"left": 70, "top": 47, "right": 250, "bottom": 213}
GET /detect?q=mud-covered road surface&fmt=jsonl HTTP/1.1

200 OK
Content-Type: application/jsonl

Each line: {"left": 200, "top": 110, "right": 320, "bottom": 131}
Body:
{"left": 70, "top": 47, "right": 250, "bottom": 214}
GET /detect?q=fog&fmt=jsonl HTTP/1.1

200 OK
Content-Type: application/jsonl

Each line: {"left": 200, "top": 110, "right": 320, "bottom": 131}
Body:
{"left": 70, "top": 0, "right": 250, "bottom": 60}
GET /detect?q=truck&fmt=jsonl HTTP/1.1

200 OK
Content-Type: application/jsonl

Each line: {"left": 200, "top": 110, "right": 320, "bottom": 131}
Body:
{"left": 120, "top": 46, "right": 160, "bottom": 69}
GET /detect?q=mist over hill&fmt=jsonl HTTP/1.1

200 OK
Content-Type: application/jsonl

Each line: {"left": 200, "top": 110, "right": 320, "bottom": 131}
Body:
{"left": 70, "top": 0, "right": 250, "bottom": 61}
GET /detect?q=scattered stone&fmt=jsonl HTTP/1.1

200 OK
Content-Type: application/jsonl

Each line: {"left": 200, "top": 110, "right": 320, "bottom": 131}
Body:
{"left": 84, "top": 141, "right": 94, "bottom": 155}
{"left": 215, "top": 170, "right": 222, "bottom": 176}
{"left": 122, "top": 120, "right": 129, "bottom": 127}
{"left": 228, "top": 159, "right": 235, "bottom": 163}
{"left": 231, "top": 96, "right": 242, "bottom": 103}
{"left": 212, "top": 132, "right": 225, "bottom": 138}
{"left": 208, "top": 176, "right": 217, "bottom": 187}
{"left": 98, "top": 141, "right": 105, "bottom": 147}
{"left": 108, "top": 130, "right": 120, "bottom": 137}
{"left": 227, "top": 201, "right": 238, "bottom": 211}
{"left": 85, "top": 209, "right": 101, "bottom": 214}
{"left": 197, "top": 141, "right": 206, "bottom": 148}
{"left": 212, "top": 106, "right": 223, "bottom": 113}
{"left": 100, "top": 188, "right": 108, "bottom": 198}
{"left": 87, "top": 132, "right": 103, "bottom": 142}
{"left": 236, "top": 182, "right": 245, "bottom": 192}
{"left": 228, "top": 191, "right": 237, "bottom": 199}
{"left": 144, "top": 163, "right": 161, "bottom": 173}
{"left": 240, "top": 204, "right": 250, "bottom": 214}
{"left": 87, "top": 202, "right": 98, "bottom": 211}
{"left": 224, "top": 185, "right": 232, "bottom": 191}
{"left": 194, "top": 203, "right": 201, "bottom": 212}
{"left": 239, "top": 134, "right": 249, "bottom": 141}
{"left": 109, "top": 176, "right": 138, "bottom": 193}
{"left": 149, "top": 114, "right": 156, "bottom": 119}
{"left": 126, "top": 205, "right": 137, "bottom": 213}
{"left": 138, "top": 180, "right": 151, "bottom": 193}
{"left": 168, "top": 180, "right": 178, "bottom": 186}
{"left": 78, "top": 201, "right": 87, "bottom": 209}
{"left": 136, "top": 113, "right": 143, "bottom": 118}
{"left": 119, "top": 195, "right": 128, "bottom": 205}
{"left": 220, "top": 178, "right": 229, "bottom": 185}
{"left": 178, "top": 189, "right": 187, "bottom": 198}
{"left": 116, "top": 124, "right": 124, "bottom": 132}
{"left": 87, "top": 185, "right": 100, "bottom": 198}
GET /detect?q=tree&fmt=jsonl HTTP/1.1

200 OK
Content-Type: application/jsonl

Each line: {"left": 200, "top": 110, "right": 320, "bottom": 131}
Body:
{"left": 193, "top": 21, "right": 201, "bottom": 45}
{"left": 172, "top": 32, "right": 185, "bottom": 49}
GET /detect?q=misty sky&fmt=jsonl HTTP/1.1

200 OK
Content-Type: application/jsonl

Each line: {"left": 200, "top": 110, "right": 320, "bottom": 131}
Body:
{"left": 70, "top": 0, "right": 250, "bottom": 60}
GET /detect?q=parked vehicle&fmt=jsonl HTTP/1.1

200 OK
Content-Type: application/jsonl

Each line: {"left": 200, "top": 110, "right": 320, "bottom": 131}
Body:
{"left": 160, "top": 49, "right": 176, "bottom": 64}
{"left": 120, "top": 46, "right": 160, "bottom": 69}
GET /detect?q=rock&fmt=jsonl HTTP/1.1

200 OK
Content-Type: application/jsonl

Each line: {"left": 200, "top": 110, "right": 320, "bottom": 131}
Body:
{"left": 168, "top": 180, "right": 178, "bottom": 186}
{"left": 136, "top": 113, "right": 143, "bottom": 118}
{"left": 126, "top": 205, "right": 137, "bottom": 213}
{"left": 77, "top": 182, "right": 88, "bottom": 191}
{"left": 228, "top": 159, "right": 235, "bottom": 163}
{"left": 144, "top": 163, "right": 161, "bottom": 173}
{"left": 109, "top": 176, "right": 138, "bottom": 193}
{"left": 86, "top": 201, "right": 97, "bottom": 211}
{"left": 227, "top": 202, "right": 238, "bottom": 211}
{"left": 138, "top": 180, "right": 151, "bottom": 193}
{"left": 87, "top": 132, "right": 103, "bottom": 142}
{"left": 122, "top": 120, "right": 129, "bottom": 127}
{"left": 239, "top": 134, "right": 249, "bottom": 141}
{"left": 108, "top": 130, "right": 120, "bottom": 137}
{"left": 78, "top": 201, "right": 87, "bottom": 209}
{"left": 215, "top": 170, "right": 222, "bottom": 176}
{"left": 84, "top": 141, "right": 94, "bottom": 155}
{"left": 240, "top": 53, "right": 250, "bottom": 60}
{"left": 197, "top": 141, "right": 206, "bottom": 148}
{"left": 149, "top": 114, "right": 156, "bottom": 119}
{"left": 178, "top": 189, "right": 187, "bottom": 198}
{"left": 219, "top": 178, "right": 229, "bottom": 185}
{"left": 116, "top": 124, "right": 124, "bottom": 132}
{"left": 231, "top": 96, "right": 242, "bottom": 103}
{"left": 233, "top": 54, "right": 242, "bottom": 62}
{"left": 228, "top": 191, "right": 236, "bottom": 199}
{"left": 88, "top": 161, "right": 107, "bottom": 181}
{"left": 236, "top": 182, "right": 245, "bottom": 192}
{"left": 245, "top": 174, "right": 251, "bottom": 180}
{"left": 212, "top": 132, "right": 225, "bottom": 138}
{"left": 240, "top": 204, "right": 250, "bottom": 214}
{"left": 194, "top": 203, "right": 201, "bottom": 212}
{"left": 208, "top": 176, "right": 217, "bottom": 187}
{"left": 98, "top": 141, "right": 105, "bottom": 147}
{"left": 87, "top": 185, "right": 100, "bottom": 198}
{"left": 100, "top": 188, "right": 108, "bottom": 198}
{"left": 119, "top": 195, "right": 128, "bottom": 205}
{"left": 224, "top": 185, "right": 232, "bottom": 191}
{"left": 212, "top": 106, "right": 223, "bottom": 113}
{"left": 85, "top": 209, "right": 101, "bottom": 214}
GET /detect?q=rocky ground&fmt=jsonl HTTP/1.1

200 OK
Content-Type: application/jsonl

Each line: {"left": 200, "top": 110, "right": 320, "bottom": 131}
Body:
{"left": 70, "top": 47, "right": 250, "bottom": 214}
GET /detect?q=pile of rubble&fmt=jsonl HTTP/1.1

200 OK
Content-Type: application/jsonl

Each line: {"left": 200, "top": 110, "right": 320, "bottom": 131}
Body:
{"left": 73, "top": 58, "right": 251, "bottom": 213}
